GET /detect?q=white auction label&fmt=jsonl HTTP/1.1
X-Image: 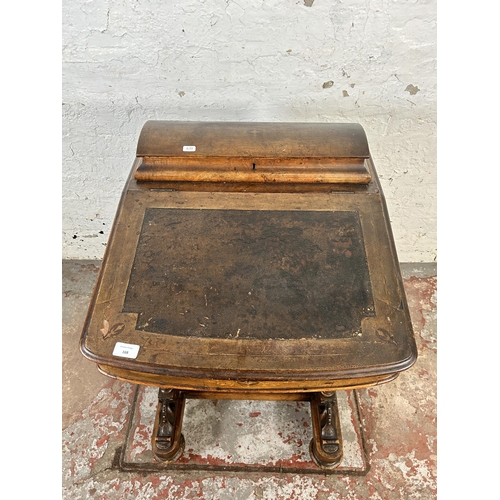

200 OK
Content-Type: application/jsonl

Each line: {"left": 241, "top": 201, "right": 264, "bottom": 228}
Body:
{"left": 112, "top": 342, "right": 140, "bottom": 359}
{"left": 183, "top": 145, "right": 196, "bottom": 152}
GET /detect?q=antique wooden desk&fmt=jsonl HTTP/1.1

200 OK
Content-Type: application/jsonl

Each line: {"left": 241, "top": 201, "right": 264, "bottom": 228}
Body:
{"left": 80, "top": 121, "right": 417, "bottom": 469}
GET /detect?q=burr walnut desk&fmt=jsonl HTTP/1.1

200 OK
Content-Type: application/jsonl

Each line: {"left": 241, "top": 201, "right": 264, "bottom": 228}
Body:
{"left": 80, "top": 121, "right": 417, "bottom": 469}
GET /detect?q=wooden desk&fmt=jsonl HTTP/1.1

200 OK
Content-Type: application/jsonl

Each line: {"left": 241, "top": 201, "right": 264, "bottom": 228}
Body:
{"left": 80, "top": 121, "right": 417, "bottom": 469}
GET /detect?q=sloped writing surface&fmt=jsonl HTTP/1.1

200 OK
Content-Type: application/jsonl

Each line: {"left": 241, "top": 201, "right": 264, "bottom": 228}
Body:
{"left": 123, "top": 208, "right": 375, "bottom": 341}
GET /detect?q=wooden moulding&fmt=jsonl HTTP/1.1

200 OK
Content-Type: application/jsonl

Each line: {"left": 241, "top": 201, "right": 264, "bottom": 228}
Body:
{"left": 97, "top": 364, "right": 398, "bottom": 395}
{"left": 134, "top": 156, "right": 371, "bottom": 184}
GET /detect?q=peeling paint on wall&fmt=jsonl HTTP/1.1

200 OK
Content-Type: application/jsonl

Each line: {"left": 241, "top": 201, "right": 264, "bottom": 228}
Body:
{"left": 405, "top": 84, "right": 421, "bottom": 95}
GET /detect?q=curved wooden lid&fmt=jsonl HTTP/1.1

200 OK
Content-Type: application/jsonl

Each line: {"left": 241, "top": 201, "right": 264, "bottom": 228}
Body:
{"left": 137, "top": 121, "right": 370, "bottom": 158}
{"left": 135, "top": 121, "right": 371, "bottom": 184}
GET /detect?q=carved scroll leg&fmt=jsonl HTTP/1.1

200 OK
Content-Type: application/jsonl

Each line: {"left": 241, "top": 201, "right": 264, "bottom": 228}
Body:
{"left": 152, "top": 388, "right": 186, "bottom": 463}
{"left": 309, "top": 391, "right": 343, "bottom": 469}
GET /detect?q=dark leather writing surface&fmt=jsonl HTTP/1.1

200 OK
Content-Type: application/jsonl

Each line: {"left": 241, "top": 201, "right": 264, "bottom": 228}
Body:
{"left": 123, "top": 209, "right": 374, "bottom": 340}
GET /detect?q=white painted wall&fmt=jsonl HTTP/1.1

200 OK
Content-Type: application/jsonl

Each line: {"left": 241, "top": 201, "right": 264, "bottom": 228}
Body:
{"left": 62, "top": 0, "right": 436, "bottom": 262}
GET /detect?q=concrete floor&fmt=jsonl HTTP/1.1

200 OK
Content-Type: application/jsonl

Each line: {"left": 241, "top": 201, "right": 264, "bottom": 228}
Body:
{"left": 62, "top": 261, "right": 436, "bottom": 499}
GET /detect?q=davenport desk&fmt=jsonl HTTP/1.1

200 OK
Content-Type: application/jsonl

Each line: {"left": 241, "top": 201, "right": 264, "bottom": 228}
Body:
{"left": 80, "top": 121, "right": 417, "bottom": 469}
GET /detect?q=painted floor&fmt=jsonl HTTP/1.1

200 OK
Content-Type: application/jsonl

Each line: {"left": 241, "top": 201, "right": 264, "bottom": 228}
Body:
{"left": 62, "top": 261, "right": 436, "bottom": 499}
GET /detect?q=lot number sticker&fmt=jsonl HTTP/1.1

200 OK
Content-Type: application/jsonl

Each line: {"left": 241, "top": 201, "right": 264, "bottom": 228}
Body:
{"left": 113, "top": 342, "right": 140, "bottom": 359}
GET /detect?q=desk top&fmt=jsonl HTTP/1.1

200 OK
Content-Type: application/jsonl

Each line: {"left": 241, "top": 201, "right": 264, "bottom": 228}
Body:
{"left": 80, "top": 175, "right": 416, "bottom": 383}
{"left": 81, "top": 121, "right": 417, "bottom": 386}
